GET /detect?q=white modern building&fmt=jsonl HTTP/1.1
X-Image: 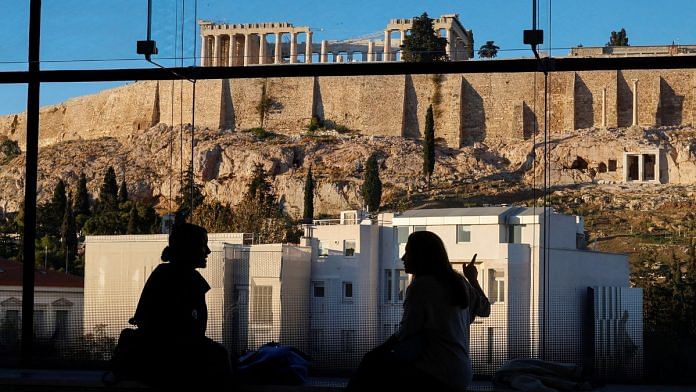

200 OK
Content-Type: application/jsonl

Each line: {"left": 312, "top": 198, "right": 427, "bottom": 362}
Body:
{"left": 82, "top": 207, "right": 642, "bottom": 377}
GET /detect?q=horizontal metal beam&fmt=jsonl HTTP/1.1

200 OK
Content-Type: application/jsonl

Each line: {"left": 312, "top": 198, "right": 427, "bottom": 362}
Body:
{"left": 1, "top": 56, "right": 696, "bottom": 84}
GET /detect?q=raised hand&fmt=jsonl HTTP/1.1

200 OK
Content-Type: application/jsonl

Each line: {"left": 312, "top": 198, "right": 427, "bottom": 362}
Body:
{"left": 462, "top": 254, "right": 478, "bottom": 282}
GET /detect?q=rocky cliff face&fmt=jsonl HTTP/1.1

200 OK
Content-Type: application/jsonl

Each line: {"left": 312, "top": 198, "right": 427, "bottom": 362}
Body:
{"left": 1, "top": 123, "right": 695, "bottom": 218}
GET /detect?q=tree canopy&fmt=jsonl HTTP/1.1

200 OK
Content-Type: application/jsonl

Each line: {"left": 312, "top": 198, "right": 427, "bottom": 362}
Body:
{"left": 303, "top": 166, "right": 315, "bottom": 224}
{"left": 478, "top": 41, "right": 500, "bottom": 59}
{"left": 361, "top": 153, "right": 382, "bottom": 213}
{"left": 607, "top": 28, "right": 629, "bottom": 46}
{"left": 423, "top": 105, "right": 436, "bottom": 180}
{"left": 400, "top": 12, "right": 448, "bottom": 62}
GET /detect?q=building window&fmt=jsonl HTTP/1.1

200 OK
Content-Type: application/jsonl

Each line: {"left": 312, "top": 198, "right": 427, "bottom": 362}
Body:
{"left": 487, "top": 327, "right": 495, "bottom": 364}
{"left": 251, "top": 285, "right": 273, "bottom": 325}
{"left": 508, "top": 225, "right": 523, "bottom": 244}
{"left": 397, "top": 226, "right": 410, "bottom": 244}
{"left": 343, "top": 282, "right": 353, "bottom": 300}
{"left": 318, "top": 241, "right": 329, "bottom": 257}
{"left": 457, "top": 225, "right": 471, "bottom": 243}
{"left": 397, "top": 269, "right": 408, "bottom": 301}
{"left": 312, "top": 281, "right": 325, "bottom": 297}
{"left": 384, "top": 269, "right": 393, "bottom": 302}
{"left": 488, "top": 269, "right": 505, "bottom": 304}
{"left": 344, "top": 240, "right": 356, "bottom": 257}
{"left": 413, "top": 225, "right": 426, "bottom": 232}
{"left": 54, "top": 310, "right": 69, "bottom": 340}
{"left": 341, "top": 329, "right": 355, "bottom": 353}
{"left": 2, "top": 310, "right": 20, "bottom": 344}
{"left": 608, "top": 159, "right": 617, "bottom": 172}
{"left": 310, "top": 329, "right": 323, "bottom": 355}
{"left": 34, "top": 310, "right": 45, "bottom": 336}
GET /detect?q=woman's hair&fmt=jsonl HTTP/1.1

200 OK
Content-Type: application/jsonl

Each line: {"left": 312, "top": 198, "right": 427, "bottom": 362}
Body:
{"left": 406, "top": 231, "right": 469, "bottom": 307}
{"left": 161, "top": 223, "right": 208, "bottom": 263}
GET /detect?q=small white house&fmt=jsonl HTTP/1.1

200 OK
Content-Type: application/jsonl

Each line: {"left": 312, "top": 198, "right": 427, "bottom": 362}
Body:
{"left": 0, "top": 258, "right": 84, "bottom": 351}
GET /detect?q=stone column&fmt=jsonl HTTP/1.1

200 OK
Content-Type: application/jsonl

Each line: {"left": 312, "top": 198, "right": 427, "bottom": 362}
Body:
{"left": 259, "top": 33, "right": 266, "bottom": 65}
{"left": 201, "top": 35, "right": 207, "bottom": 66}
{"left": 445, "top": 29, "right": 452, "bottom": 59}
{"left": 638, "top": 153, "right": 644, "bottom": 182}
{"left": 305, "top": 31, "right": 313, "bottom": 63}
{"left": 632, "top": 79, "right": 639, "bottom": 127}
{"left": 227, "top": 34, "right": 237, "bottom": 67}
{"left": 384, "top": 30, "right": 392, "bottom": 61}
{"left": 367, "top": 40, "right": 375, "bottom": 62}
{"left": 213, "top": 35, "right": 221, "bottom": 66}
{"left": 320, "top": 40, "right": 328, "bottom": 63}
{"left": 290, "top": 32, "right": 298, "bottom": 63}
{"left": 274, "top": 32, "right": 282, "bottom": 64}
{"left": 602, "top": 87, "right": 607, "bottom": 128}
{"left": 243, "top": 34, "right": 251, "bottom": 66}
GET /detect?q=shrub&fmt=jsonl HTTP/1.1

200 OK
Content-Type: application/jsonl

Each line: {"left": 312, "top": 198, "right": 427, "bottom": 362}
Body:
{"left": 247, "top": 127, "right": 276, "bottom": 140}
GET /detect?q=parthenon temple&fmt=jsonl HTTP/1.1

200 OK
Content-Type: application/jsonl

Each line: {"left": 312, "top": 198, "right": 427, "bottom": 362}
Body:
{"left": 199, "top": 14, "right": 473, "bottom": 66}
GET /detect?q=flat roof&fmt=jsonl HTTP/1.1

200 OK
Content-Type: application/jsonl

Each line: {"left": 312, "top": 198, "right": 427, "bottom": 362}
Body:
{"left": 398, "top": 206, "right": 551, "bottom": 218}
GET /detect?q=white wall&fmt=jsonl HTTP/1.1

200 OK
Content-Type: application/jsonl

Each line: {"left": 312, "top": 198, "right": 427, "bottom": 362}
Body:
{"left": 83, "top": 233, "right": 246, "bottom": 341}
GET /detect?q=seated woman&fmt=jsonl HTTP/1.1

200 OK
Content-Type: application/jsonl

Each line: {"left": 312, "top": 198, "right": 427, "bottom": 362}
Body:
{"left": 348, "top": 230, "right": 490, "bottom": 392}
{"left": 114, "top": 223, "right": 233, "bottom": 389}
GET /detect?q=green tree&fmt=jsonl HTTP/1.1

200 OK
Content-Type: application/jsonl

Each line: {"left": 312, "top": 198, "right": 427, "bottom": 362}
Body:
{"left": 137, "top": 204, "right": 160, "bottom": 234}
{"left": 232, "top": 165, "right": 294, "bottom": 243}
{"left": 117, "top": 178, "right": 129, "bottom": 205}
{"left": 477, "top": 40, "right": 500, "bottom": 59}
{"left": 400, "top": 12, "right": 448, "bottom": 62}
{"left": 423, "top": 105, "right": 436, "bottom": 181}
{"left": 607, "top": 28, "right": 629, "bottom": 46}
{"left": 192, "top": 202, "right": 234, "bottom": 233}
{"left": 99, "top": 166, "right": 119, "bottom": 211}
{"left": 361, "top": 153, "right": 382, "bottom": 213}
{"left": 303, "top": 166, "right": 315, "bottom": 224}
{"left": 126, "top": 205, "right": 139, "bottom": 234}
{"left": 60, "top": 192, "right": 78, "bottom": 266}
{"left": 82, "top": 211, "right": 124, "bottom": 235}
{"left": 74, "top": 172, "right": 91, "bottom": 217}
{"left": 176, "top": 162, "right": 205, "bottom": 221}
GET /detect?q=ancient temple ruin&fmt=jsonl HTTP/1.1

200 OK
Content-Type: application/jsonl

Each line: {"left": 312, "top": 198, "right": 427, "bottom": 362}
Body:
{"left": 198, "top": 14, "right": 473, "bottom": 66}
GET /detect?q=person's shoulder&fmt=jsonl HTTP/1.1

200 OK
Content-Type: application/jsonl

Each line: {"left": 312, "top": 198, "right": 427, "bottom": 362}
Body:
{"left": 410, "top": 275, "right": 444, "bottom": 294}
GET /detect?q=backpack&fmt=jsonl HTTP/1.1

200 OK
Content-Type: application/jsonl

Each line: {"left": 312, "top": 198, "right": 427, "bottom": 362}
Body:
{"left": 236, "top": 342, "right": 310, "bottom": 385}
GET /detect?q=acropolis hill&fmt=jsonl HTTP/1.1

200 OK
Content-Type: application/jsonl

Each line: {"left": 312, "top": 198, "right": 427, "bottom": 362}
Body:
{"left": 1, "top": 69, "right": 695, "bottom": 149}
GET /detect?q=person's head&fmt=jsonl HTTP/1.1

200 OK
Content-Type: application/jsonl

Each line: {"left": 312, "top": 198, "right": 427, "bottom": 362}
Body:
{"left": 160, "top": 223, "right": 210, "bottom": 268}
{"left": 401, "top": 231, "right": 451, "bottom": 277}
{"left": 401, "top": 230, "right": 469, "bottom": 307}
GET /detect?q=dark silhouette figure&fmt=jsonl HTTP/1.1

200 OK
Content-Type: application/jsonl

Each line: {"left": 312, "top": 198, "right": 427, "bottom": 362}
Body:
{"left": 347, "top": 231, "right": 490, "bottom": 392}
{"left": 112, "top": 223, "right": 233, "bottom": 389}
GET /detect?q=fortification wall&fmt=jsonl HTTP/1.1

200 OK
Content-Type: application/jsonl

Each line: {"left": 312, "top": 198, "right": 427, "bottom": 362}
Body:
{"left": 1, "top": 69, "right": 695, "bottom": 150}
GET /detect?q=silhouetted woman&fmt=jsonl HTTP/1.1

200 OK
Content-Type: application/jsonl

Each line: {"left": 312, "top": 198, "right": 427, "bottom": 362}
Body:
{"left": 122, "top": 223, "right": 233, "bottom": 389}
{"left": 347, "top": 230, "right": 490, "bottom": 392}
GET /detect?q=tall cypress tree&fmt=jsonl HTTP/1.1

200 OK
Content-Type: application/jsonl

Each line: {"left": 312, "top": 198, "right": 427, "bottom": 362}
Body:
{"left": 361, "top": 153, "right": 382, "bottom": 213}
{"left": 118, "top": 178, "right": 129, "bottom": 205}
{"left": 423, "top": 105, "right": 436, "bottom": 182}
{"left": 176, "top": 162, "right": 204, "bottom": 221}
{"left": 126, "top": 205, "right": 139, "bottom": 234}
{"left": 99, "top": 166, "right": 119, "bottom": 211}
{"left": 74, "top": 172, "right": 91, "bottom": 217}
{"left": 60, "top": 192, "right": 77, "bottom": 266}
{"left": 303, "top": 166, "right": 315, "bottom": 224}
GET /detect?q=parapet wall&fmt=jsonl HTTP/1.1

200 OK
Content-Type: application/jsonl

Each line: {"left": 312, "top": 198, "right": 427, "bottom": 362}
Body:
{"left": 1, "top": 70, "right": 694, "bottom": 149}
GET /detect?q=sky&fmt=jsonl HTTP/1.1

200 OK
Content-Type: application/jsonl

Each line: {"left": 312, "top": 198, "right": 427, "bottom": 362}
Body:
{"left": 0, "top": 0, "right": 695, "bottom": 115}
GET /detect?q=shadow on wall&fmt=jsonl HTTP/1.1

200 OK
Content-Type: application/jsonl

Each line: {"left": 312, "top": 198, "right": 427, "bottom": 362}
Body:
{"left": 220, "top": 79, "right": 235, "bottom": 130}
{"left": 523, "top": 102, "right": 536, "bottom": 140}
{"left": 402, "top": 75, "right": 421, "bottom": 138}
{"left": 617, "top": 72, "right": 633, "bottom": 127}
{"left": 461, "top": 77, "right": 485, "bottom": 145}
{"left": 574, "top": 75, "right": 594, "bottom": 129}
{"left": 657, "top": 77, "right": 684, "bottom": 126}
{"left": 312, "top": 76, "right": 324, "bottom": 123}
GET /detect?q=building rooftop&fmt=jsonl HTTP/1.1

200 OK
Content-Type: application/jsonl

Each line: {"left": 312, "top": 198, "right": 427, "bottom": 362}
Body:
{"left": 0, "top": 258, "right": 83, "bottom": 289}
{"left": 398, "top": 206, "right": 552, "bottom": 218}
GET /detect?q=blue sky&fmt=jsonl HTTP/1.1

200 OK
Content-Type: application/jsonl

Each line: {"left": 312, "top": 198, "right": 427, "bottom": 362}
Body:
{"left": 1, "top": 0, "right": 695, "bottom": 115}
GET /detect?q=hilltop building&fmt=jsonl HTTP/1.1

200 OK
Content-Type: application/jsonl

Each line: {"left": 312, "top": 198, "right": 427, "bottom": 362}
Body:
{"left": 199, "top": 14, "right": 473, "bottom": 66}
{"left": 83, "top": 207, "right": 641, "bottom": 377}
